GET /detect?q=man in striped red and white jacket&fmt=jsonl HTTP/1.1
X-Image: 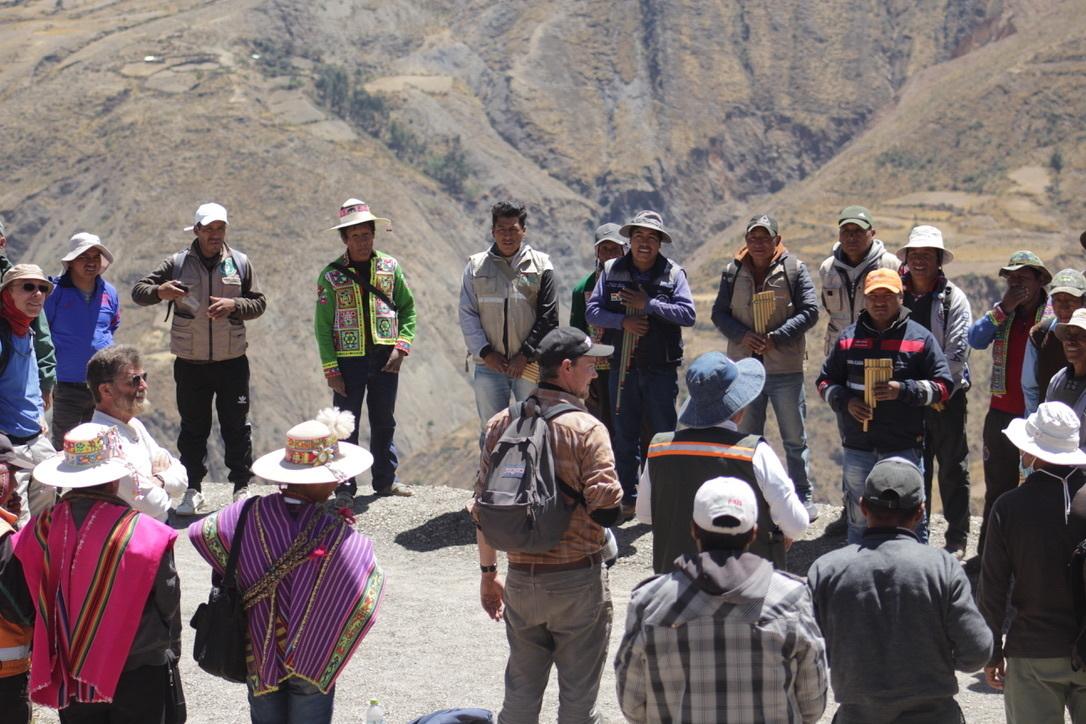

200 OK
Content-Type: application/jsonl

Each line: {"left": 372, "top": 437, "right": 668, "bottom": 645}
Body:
{"left": 816, "top": 268, "right": 952, "bottom": 545}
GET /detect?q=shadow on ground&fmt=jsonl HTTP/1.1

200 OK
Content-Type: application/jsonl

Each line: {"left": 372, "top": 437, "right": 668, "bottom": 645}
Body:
{"left": 395, "top": 510, "right": 477, "bottom": 551}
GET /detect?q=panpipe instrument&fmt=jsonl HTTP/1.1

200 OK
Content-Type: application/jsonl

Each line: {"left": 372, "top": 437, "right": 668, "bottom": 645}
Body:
{"left": 862, "top": 358, "right": 893, "bottom": 432}
{"left": 615, "top": 303, "right": 644, "bottom": 415}
{"left": 521, "top": 360, "right": 541, "bottom": 384}
{"left": 752, "top": 290, "right": 776, "bottom": 335}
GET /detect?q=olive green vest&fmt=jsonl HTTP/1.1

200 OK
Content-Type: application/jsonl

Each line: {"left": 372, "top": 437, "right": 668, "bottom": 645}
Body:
{"left": 646, "top": 427, "right": 783, "bottom": 573}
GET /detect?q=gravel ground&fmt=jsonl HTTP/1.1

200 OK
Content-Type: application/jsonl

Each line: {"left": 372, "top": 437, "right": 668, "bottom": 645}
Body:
{"left": 31, "top": 483, "right": 1016, "bottom": 724}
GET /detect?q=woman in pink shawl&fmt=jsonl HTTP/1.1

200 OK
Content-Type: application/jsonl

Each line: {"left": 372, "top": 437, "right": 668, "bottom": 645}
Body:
{"left": 188, "top": 408, "right": 384, "bottom": 724}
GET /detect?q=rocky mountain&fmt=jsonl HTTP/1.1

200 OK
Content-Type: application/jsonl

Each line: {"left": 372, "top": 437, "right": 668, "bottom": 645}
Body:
{"left": 1, "top": 0, "right": 1082, "bottom": 496}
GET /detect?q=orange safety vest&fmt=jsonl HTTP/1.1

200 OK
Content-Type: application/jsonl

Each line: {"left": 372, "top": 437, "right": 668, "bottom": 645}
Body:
{"left": 0, "top": 509, "right": 30, "bottom": 678}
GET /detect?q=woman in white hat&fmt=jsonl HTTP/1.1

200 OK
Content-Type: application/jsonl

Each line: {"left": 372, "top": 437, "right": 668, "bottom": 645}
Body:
{"left": 979, "top": 402, "right": 1086, "bottom": 720}
{"left": 8, "top": 422, "right": 182, "bottom": 721}
{"left": 188, "top": 408, "right": 384, "bottom": 724}
{"left": 43, "top": 233, "right": 120, "bottom": 450}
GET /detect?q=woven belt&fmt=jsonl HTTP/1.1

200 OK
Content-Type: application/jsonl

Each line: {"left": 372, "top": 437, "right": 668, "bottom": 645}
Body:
{"left": 508, "top": 551, "right": 603, "bottom": 575}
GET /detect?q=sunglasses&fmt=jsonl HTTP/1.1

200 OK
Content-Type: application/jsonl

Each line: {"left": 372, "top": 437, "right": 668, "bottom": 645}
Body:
{"left": 21, "top": 282, "right": 50, "bottom": 294}
{"left": 114, "top": 372, "right": 149, "bottom": 386}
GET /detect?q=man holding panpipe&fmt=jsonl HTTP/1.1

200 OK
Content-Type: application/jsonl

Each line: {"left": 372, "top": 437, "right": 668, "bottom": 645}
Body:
{"left": 816, "top": 269, "right": 953, "bottom": 544}
{"left": 712, "top": 214, "right": 821, "bottom": 521}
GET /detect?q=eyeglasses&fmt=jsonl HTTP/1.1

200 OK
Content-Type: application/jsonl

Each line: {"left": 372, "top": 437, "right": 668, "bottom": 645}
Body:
{"left": 114, "top": 372, "right": 148, "bottom": 386}
{"left": 20, "top": 282, "right": 50, "bottom": 294}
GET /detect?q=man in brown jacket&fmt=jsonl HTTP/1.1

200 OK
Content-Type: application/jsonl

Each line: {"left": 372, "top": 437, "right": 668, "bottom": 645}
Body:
{"left": 132, "top": 202, "right": 267, "bottom": 514}
{"left": 471, "top": 327, "right": 623, "bottom": 724}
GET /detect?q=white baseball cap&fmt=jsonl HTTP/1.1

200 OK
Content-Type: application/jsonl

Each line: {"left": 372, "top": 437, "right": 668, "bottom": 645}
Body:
{"left": 692, "top": 477, "right": 758, "bottom": 535}
{"left": 184, "top": 202, "right": 229, "bottom": 231}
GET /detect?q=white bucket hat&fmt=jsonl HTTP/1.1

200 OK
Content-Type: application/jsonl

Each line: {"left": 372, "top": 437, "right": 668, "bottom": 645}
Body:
{"left": 1055, "top": 308, "right": 1086, "bottom": 341}
{"left": 252, "top": 408, "right": 374, "bottom": 485}
{"left": 328, "top": 198, "right": 392, "bottom": 233}
{"left": 184, "top": 202, "right": 229, "bottom": 231}
{"left": 897, "top": 225, "right": 954, "bottom": 264}
{"left": 61, "top": 232, "right": 114, "bottom": 272}
{"left": 33, "top": 423, "right": 131, "bottom": 488}
{"left": 1003, "top": 401, "right": 1086, "bottom": 466}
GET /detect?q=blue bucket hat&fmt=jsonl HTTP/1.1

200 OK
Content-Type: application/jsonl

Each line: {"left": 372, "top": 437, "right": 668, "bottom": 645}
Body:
{"left": 678, "top": 352, "right": 765, "bottom": 428}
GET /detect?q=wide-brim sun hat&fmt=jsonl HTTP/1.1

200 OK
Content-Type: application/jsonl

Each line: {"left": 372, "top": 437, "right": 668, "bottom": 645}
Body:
{"left": 61, "top": 232, "right": 114, "bottom": 272}
{"left": 619, "top": 210, "right": 673, "bottom": 244}
{"left": 1055, "top": 308, "right": 1086, "bottom": 342}
{"left": 897, "top": 224, "right": 954, "bottom": 264}
{"left": 328, "top": 198, "right": 392, "bottom": 233}
{"left": 33, "top": 423, "right": 131, "bottom": 488}
{"left": 1003, "top": 401, "right": 1086, "bottom": 467}
{"left": 999, "top": 250, "right": 1052, "bottom": 286}
{"left": 253, "top": 408, "right": 374, "bottom": 485}
{"left": 678, "top": 352, "right": 766, "bottom": 428}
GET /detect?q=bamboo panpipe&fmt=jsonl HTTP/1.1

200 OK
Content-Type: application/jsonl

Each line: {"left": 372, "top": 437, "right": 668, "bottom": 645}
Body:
{"left": 752, "top": 290, "right": 776, "bottom": 334}
{"left": 862, "top": 358, "right": 893, "bottom": 432}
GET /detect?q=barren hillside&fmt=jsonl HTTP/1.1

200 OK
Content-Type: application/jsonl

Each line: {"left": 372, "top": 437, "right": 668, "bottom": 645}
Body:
{"left": 1, "top": 0, "right": 1083, "bottom": 494}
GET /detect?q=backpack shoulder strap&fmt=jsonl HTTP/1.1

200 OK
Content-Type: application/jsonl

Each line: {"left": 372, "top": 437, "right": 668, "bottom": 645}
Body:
{"left": 782, "top": 254, "right": 800, "bottom": 306}
{"left": 722, "top": 260, "right": 740, "bottom": 305}
{"left": 539, "top": 400, "right": 586, "bottom": 506}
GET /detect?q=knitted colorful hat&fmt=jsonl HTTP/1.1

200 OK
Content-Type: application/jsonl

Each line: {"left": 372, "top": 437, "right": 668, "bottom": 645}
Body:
{"left": 252, "top": 408, "right": 373, "bottom": 485}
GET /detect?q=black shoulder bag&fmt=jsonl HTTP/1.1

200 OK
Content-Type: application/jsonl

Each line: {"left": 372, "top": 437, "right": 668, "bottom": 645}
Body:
{"left": 332, "top": 262, "right": 398, "bottom": 311}
{"left": 190, "top": 496, "right": 258, "bottom": 683}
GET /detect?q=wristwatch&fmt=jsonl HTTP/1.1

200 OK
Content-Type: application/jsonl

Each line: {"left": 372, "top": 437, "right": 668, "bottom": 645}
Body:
{"left": 480, "top": 564, "right": 498, "bottom": 574}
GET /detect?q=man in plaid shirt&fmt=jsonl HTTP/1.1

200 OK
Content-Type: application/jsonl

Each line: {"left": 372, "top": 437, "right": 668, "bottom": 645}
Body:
{"left": 614, "top": 477, "right": 827, "bottom": 723}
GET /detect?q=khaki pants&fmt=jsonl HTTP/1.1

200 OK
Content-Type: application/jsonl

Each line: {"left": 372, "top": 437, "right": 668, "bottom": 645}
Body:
{"left": 12, "top": 434, "right": 57, "bottom": 526}
{"left": 1005, "top": 656, "right": 1086, "bottom": 723}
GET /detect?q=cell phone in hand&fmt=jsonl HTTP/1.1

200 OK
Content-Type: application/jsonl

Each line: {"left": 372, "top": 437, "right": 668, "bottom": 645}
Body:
{"left": 174, "top": 282, "right": 190, "bottom": 293}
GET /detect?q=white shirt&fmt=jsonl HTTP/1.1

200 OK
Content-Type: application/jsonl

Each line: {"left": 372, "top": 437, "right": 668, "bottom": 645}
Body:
{"left": 91, "top": 409, "right": 188, "bottom": 522}
{"left": 635, "top": 420, "right": 809, "bottom": 539}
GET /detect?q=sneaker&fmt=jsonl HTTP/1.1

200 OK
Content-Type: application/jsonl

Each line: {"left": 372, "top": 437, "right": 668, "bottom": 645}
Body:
{"left": 334, "top": 490, "right": 355, "bottom": 509}
{"left": 175, "top": 489, "right": 204, "bottom": 516}
{"left": 823, "top": 510, "right": 847, "bottom": 538}
{"left": 375, "top": 482, "right": 413, "bottom": 497}
{"left": 233, "top": 487, "right": 250, "bottom": 503}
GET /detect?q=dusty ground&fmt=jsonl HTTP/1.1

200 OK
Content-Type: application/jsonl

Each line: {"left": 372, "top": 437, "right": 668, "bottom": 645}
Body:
{"left": 32, "top": 483, "right": 1015, "bottom": 724}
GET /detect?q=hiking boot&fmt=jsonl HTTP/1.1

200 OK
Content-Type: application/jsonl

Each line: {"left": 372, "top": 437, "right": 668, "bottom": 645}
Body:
{"left": 375, "top": 482, "right": 413, "bottom": 497}
{"left": 175, "top": 489, "right": 204, "bottom": 516}
{"left": 804, "top": 501, "right": 820, "bottom": 523}
{"left": 620, "top": 501, "right": 637, "bottom": 523}
{"left": 823, "top": 510, "right": 847, "bottom": 538}
{"left": 233, "top": 487, "right": 250, "bottom": 503}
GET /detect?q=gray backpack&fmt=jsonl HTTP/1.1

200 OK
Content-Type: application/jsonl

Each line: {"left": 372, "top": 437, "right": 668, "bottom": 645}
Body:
{"left": 476, "top": 397, "right": 583, "bottom": 553}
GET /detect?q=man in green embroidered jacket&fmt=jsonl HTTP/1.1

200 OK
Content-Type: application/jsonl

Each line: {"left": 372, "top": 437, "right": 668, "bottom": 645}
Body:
{"left": 315, "top": 198, "right": 416, "bottom": 506}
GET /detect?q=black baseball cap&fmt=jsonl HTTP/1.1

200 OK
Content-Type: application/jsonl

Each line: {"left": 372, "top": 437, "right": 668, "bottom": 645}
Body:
{"left": 862, "top": 457, "right": 924, "bottom": 510}
{"left": 537, "top": 327, "right": 614, "bottom": 367}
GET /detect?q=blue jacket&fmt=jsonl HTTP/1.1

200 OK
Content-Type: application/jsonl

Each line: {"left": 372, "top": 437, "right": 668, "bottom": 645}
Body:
{"left": 0, "top": 330, "right": 43, "bottom": 438}
{"left": 43, "top": 274, "right": 120, "bottom": 383}
{"left": 816, "top": 309, "right": 952, "bottom": 452}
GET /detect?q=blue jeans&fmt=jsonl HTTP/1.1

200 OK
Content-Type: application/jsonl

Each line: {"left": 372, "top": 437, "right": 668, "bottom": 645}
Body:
{"left": 333, "top": 348, "right": 398, "bottom": 494}
{"left": 737, "top": 372, "right": 815, "bottom": 500}
{"left": 249, "top": 677, "right": 335, "bottom": 724}
{"left": 474, "top": 364, "right": 536, "bottom": 431}
{"left": 842, "top": 446, "right": 928, "bottom": 544}
{"left": 609, "top": 365, "right": 679, "bottom": 502}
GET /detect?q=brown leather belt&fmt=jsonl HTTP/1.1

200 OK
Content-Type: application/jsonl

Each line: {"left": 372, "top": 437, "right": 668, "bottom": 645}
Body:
{"left": 508, "top": 552, "right": 603, "bottom": 575}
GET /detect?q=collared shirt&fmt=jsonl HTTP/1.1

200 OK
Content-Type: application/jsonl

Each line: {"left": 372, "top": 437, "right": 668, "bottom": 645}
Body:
{"left": 615, "top": 550, "right": 827, "bottom": 723}
{"left": 471, "top": 386, "right": 622, "bottom": 564}
{"left": 90, "top": 410, "right": 187, "bottom": 522}
{"left": 635, "top": 420, "right": 808, "bottom": 539}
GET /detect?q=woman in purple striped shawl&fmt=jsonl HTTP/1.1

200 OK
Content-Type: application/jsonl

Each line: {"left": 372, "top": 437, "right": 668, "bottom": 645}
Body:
{"left": 188, "top": 408, "right": 385, "bottom": 724}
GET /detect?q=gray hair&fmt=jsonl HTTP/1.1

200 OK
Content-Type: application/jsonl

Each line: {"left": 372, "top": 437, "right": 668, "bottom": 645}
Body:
{"left": 86, "top": 345, "right": 142, "bottom": 403}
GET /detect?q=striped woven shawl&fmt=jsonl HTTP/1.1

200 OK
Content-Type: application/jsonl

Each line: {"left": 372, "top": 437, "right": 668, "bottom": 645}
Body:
{"left": 12, "top": 495, "right": 176, "bottom": 708}
{"left": 188, "top": 494, "right": 384, "bottom": 695}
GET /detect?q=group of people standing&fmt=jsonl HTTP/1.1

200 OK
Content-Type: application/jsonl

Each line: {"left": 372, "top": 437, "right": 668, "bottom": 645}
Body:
{"left": 1, "top": 193, "right": 1085, "bottom": 723}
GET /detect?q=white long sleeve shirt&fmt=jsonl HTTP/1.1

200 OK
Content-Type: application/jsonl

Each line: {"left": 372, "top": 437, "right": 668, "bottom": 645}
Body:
{"left": 635, "top": 419, "right": 809, "bottom": 539}
{"left": 91, "top": 409, "right": 188, "bottom": 521}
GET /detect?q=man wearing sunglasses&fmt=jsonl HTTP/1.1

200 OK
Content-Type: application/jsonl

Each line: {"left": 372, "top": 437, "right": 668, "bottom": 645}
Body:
{"left": 0, "top": 218, "right": 56, "bottom": 415}
{"left": 88, "top": 345, "right": 187, "bottom": 522}
{"left": 0, "top": 265, "right": 58, "bottom": 525}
